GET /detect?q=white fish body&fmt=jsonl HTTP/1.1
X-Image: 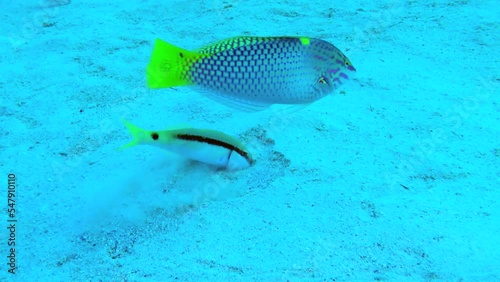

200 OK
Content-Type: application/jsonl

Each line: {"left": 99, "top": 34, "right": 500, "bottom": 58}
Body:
{"left": 121, "top": 120, "right": 253, "bottom": 170}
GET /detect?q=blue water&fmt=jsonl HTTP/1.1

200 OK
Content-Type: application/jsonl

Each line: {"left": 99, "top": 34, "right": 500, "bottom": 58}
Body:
{"left": 1, "top": 0, "right": 499, "bottom": 281}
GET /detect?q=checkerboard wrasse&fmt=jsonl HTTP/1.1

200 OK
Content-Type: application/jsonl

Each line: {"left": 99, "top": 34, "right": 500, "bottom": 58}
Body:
{"left": 120, "top": 120, "right": 253, "bottom": 170}
{"left": 146, "top": 36, "right": 355, "bottom": 112}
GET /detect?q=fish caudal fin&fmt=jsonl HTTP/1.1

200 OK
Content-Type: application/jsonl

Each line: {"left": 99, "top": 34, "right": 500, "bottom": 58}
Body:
{"left": 119, "top": 119, "right": 150, "bottom": 150}
{"left": 146, "top": 38, "right": 199, "bottom": 89}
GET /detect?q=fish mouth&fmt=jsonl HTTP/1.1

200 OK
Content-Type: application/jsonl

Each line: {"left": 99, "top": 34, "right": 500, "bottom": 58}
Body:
{"left": 347, "top": 65, "right": 356, "bottom": 72}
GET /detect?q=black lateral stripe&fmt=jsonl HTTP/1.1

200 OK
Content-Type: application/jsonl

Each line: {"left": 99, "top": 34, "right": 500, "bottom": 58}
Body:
{"left": 176, "top": 134, "right": 251, "bottom": 163}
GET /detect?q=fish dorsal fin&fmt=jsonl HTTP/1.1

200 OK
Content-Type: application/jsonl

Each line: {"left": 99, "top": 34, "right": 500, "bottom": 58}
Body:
{"left": 194, "top": 86, "right": 271, "bottom": 112}
{"left": 195, "top": 36, "right": 308, "bottom": 54}
{"left": 195, "top": 36, "right": 267, "bottom": 54}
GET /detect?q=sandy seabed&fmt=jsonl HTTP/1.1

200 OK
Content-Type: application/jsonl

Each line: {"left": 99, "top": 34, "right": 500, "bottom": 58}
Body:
{"left": 0, "top": 0, "right": 498, "bottom": 281}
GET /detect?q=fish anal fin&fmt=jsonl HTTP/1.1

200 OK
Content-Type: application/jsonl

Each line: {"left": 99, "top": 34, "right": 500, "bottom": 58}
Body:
{"left": 194, "top": 87, "right": 271, "bottom": 112}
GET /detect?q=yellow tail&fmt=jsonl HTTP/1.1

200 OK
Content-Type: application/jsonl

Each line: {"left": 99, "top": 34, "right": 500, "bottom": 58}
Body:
{"left": 146, "top": 38, "right": 202, "bottom": 89}
{"left": 119, "top": 119, "right": 150, "bottom": 150}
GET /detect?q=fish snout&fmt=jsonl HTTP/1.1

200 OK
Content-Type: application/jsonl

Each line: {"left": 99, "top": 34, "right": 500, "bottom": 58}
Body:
{"left": 226, "top": 151, "right": 253, "bottom": 170}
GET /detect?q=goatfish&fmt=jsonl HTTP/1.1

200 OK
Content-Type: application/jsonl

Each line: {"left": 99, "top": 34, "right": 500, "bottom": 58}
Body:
{"left": 120, "top": 120, "right": 253, "bottom": 170}
{"left": 146, "top": 36, "right": 356, "bottom": 112}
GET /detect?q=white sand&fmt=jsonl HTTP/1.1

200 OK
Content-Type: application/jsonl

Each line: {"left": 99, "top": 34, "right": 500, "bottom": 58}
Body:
{"left": 0, "top": 0, "right": 498, "bottom": 280}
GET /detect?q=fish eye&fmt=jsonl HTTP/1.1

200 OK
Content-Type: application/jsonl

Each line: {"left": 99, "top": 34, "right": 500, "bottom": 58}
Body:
{"left": 318, "top": 76, "right": 328, "bottom": 85}
{"left": 345, "top": 61, "right": 350, "bottom": 66}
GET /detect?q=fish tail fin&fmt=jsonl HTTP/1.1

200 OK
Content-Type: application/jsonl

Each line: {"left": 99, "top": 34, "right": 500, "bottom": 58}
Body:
{"left": 146, "top": 38, "right": 201, "bottom": 89}
{"left": 119, "top": 119, "right": 150, "bottom": 150}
